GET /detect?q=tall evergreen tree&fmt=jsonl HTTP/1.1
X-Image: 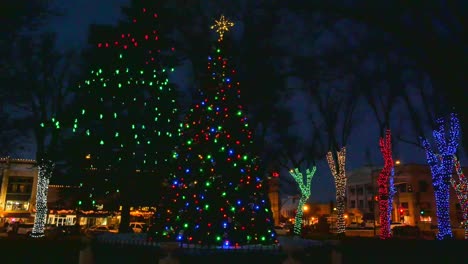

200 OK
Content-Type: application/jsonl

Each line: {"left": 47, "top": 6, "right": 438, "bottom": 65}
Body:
{"left": 69, "top": 3, "right": 180, "bottom": 232}
{"left": 155, "top": 15, "right": 277, "bottom": 246}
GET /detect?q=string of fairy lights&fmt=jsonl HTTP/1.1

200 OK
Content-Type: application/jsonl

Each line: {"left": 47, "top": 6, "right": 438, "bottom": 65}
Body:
{"left": 388, "top": 167, "right": 396, "bottom": 229}
{"left": 159, "top": 15, "right": 276, "bottom": 246}
{"left": 289, "top": 167, "right": 316, "bottom": 235}
{"left": 377, "top": 130, "right": 393, "bottom": 239}
{"left": 326, "top": 147, "right": 347, "bottom": 234}
{"left": 70, "top": 7, "right": 179, "bottom": 208}
{"left": 452, "top": 155, "right": 468, "bottom": 239}
{"left": 26, "top": 4, "right": 467, "bottom": 244}
{"left": 31, "top": 159, "right": 55, "bottom": 237}
{"left": 421, "top": 113, "right": 460, "bottom": 240}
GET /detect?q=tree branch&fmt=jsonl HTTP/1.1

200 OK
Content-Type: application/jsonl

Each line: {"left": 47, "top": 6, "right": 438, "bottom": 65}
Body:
{"left": 394, "top": 135, "right": 423, "bottom": 149}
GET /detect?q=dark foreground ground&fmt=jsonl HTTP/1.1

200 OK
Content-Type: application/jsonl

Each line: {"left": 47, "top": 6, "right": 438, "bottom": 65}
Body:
{"left": 0, "top": 236, "right": 466, "bottom": 264}
{"left": 0, "top": 236, "right": 82, "bottom": 264}
{"left": 93, "top": 238, "right": 466, "bottom": 264}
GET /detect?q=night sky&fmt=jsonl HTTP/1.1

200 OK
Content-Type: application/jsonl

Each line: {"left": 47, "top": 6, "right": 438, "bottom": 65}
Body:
{"left": 26, "top": 0, "right": 466, "bottom": 202}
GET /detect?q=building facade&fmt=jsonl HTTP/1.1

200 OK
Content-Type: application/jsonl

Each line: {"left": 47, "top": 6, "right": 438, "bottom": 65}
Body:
{"left": 0, "top": 157, "right": 38, "bottom": 224}
{"left": 280, "top": 195, "right": 333, "bottom": 226}
{"left": 267, "top": 174, "right": 280, "bottom": 226}
{"left": 346, "top": 166, "right": 380, "bottom": 223}
{"left": 346, "top": 163, "right": 464, "bottom": 230}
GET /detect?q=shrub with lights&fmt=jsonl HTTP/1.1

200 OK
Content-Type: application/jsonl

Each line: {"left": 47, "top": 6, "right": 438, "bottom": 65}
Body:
{"left": 452, "top": 155, "right": 468, "bottom": 239}
{"left": 420, "top": 113, "right": 460, "bottom": 240}
{"left": 157, "top": 15, "right": 277, "bottom": 247}
{"left": 289, "top": 167, "right": 316, "bottom": 236}
{"left": 67, "top": 4, "right": 180, "bottom": 229}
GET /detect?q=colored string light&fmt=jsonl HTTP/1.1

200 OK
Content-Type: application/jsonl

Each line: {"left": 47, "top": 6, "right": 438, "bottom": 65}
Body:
{"left": 420, "top": 113, "right": 460, "bottom": 240}
{"left": 452, "top": 155, "right": 468, "bottom": 239}
{"left": 157, "top": 15, "right": 276, "bottom": 246}
{"left": 388, "top": 167, "right": 396, "bottom": 230}
{"left": 326, "top": 147, "right": 347, "bottom": 234}
{"left": 378, "top": 129, "right": 393, "bottom": 239}
{"left": 70, "top": 7, "right": 179, "bottom": 207}
{"left": 289, "top": 167, "right": 316, "bottom": 235}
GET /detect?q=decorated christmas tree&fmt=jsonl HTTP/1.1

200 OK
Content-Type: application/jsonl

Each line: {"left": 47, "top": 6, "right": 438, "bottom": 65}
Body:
{"left": 155, "top": 15, "right": 277, "bottom": 246}
{"left": 69, "top": 4, "right": 180, "bottom": 230}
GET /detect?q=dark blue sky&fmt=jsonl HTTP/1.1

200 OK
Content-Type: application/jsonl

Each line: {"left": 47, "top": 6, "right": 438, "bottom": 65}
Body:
{"left": 37, "top": 0, "right": 467, "bottom": 202}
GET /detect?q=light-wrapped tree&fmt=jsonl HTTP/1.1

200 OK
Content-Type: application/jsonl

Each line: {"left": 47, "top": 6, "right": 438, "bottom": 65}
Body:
{"left": 67, "top": 3, "right": 180, "bottom": 232}
{"left": 420, "top": 113, "right": 460, "bottom": 239}
{"left": 155, "top": 16, "right": 276, "bottom": 246}
{"left": 451, "top": 155, "right": 468, "bottom": 239}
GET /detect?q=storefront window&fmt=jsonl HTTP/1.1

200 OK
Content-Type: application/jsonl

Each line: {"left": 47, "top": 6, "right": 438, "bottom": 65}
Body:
{"left": 5, "top": 200, "right": 29, "bottom": 211}
{"left": 419, "top": 216, "right": 432, "bottom": 222}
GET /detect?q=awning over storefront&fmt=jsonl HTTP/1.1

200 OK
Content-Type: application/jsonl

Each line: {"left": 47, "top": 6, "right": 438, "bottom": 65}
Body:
{"left": 1, "top": 212, "right": 33, "bottom": 218}
{"left": 49, "top": 209, "right": 75, "bottom": 215}
{"left": 5, "top": 194, "right": 31, "bottom": 201}
{"left": 130, "top": 210, "right": 154, "bottom": 218}
{"left": 77, "top": 210, "right": 117, "bottom": 218}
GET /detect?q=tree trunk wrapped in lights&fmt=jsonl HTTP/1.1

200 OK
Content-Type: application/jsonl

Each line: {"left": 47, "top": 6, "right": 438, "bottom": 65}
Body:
{"left": 388, "top": 167, "right": 396, "bottom": 229}
{"left": 288, "top": 167, "right": 316, "bottom": 236}
{"left": 326, "top": 147, "right": 346, "bottom": 234}
{"left": 31, "top": 159, "right": 55, "bottom": 237}
{"left": 451, "top": 155, "right": 468, "bottom": 239}
{"left": 378, "top": 130, "right": 393, "bottom": 239}
{"left": 420, "top": 113, "right": 460, "bottom": 240}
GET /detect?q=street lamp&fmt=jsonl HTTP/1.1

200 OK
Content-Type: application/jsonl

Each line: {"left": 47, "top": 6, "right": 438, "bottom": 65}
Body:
{"left": 395, "top": 160, "right": 401, "bottom": 165}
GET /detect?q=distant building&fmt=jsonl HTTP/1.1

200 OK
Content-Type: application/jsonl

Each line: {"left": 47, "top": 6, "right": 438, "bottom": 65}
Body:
{"left": 346, "top": 163, "right": 464, "bottom": 230}
{"left": 346, "top": 166, "right": 380, "bottom": 223}
{"left": 266, "top": 174, "right": 280, "bottom": 225}
{"left": 280, "top": 195, "right": 300, "bottom": 221}
{"left": 280, "top": 195, "right": 333, "bottom": 225}
{"left": 0, "top": 157, "right": 38, "bottom": 223}
{"left": 47, "top": 185, "right": 81, "bottom": 226}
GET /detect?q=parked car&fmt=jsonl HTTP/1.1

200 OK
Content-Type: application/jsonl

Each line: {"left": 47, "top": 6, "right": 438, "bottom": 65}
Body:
{"left": 51, "top": 225, "right": 83, "bottom": 236}
{"left": 363, "top": 220, "right": 380, "bottom": 229}
{"left": 392, "top": 225, "right": 420, "bottom": 239}
{"left": 8, "top": 223, "right": 55, "bottom": 236}
{"left": 390, "top": 222, "right": 405, "bottom": 230}
{"left": 347, "top": 222, "right": 360, "bottom": 229}
{"left": 86, "top": 225, "right": 118, "bottom": 236}
{"left": 274, "top": 226, "right": 290, "bottom": 236}
{"left": 17, "top": 223, "right": 34, "bottom": 236}
{"left": 7, "top": 223, "right": 34, "bottom": 236}
{"left": 129, "top": 222, "right": 147, "bottom": 233}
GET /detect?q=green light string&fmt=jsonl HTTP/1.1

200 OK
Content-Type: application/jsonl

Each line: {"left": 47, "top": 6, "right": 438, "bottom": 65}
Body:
{"left": 289, "top": 167, "right": 316, "bottom": 235}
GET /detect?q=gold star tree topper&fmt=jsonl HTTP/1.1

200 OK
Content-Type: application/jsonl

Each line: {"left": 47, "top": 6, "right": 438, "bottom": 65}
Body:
{"left": 210, "top": 15, "right": 234, "bottom": 41}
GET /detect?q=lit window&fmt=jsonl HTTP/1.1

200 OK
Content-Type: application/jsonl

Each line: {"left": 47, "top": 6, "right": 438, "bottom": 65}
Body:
{"left": 5, "top": 200, "right": 29, "bottom": 211}
{"left": 419, "top": 216, "right": 432, "bottom": 223}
